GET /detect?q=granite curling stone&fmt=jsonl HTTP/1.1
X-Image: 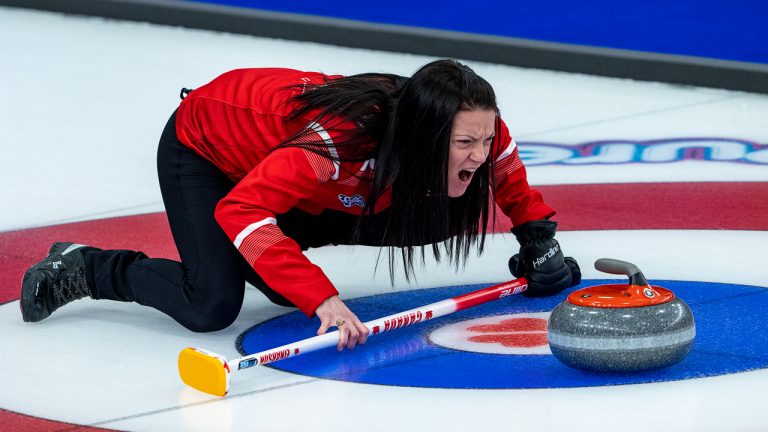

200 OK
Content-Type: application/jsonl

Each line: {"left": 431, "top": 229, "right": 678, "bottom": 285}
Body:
{"left": 547, "top": 258, "right": 695, "bottom": 372}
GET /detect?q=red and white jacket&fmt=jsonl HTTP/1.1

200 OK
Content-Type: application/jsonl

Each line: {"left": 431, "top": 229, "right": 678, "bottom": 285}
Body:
{"left": 175, "top": 68, "right": 554, "bottom": 317}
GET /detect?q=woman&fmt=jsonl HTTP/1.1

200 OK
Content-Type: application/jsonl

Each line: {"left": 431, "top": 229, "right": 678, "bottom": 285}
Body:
{"left": 21, "top": 59, "right": 580, "bottom": 350}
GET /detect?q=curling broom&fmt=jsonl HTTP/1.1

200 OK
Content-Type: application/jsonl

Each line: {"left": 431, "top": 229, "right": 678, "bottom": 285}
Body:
{"left": 178, "top": 277, "right": 528, "bottom": 396}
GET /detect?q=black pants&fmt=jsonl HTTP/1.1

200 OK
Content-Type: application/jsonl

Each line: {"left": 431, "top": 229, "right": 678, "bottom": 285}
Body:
{"left": 83, "top": 112, "right": 390, "bottom": 332}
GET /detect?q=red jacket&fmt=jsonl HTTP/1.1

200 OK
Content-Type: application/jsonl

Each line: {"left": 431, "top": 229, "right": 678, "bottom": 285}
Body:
{"left": 175, "top": 68, "right": 554, "bottom": 316}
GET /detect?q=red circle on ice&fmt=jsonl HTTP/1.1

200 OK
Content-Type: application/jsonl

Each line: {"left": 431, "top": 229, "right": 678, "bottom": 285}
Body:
{"left": 429, "top": 313, "right": 552, "bottom": 355}
{"left": 468, "top": 317, "right": 549, "bottom": 348}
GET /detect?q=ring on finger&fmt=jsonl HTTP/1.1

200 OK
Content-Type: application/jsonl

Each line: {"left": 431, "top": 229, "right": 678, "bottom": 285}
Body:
{"left": 335, "top": 318, "right": 346, "bottom": 327}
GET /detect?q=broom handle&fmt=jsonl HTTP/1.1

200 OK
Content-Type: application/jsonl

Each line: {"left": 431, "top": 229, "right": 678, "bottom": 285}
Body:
{"left": 231, "top": 278, "right": 528, "bottom": 370}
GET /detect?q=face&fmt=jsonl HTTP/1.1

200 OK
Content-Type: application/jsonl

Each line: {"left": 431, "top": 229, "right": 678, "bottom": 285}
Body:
{"left": 447, "top": 109, "right": 496, "bottom": 197}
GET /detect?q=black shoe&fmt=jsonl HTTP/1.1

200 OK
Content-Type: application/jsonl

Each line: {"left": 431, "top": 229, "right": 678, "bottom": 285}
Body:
{"left": 21, "top": 242, "right": 94, "bottom": 322}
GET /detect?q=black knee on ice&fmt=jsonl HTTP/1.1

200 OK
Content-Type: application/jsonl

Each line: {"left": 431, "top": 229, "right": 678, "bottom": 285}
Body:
{"left": 183, "top": 301, "right": 241, "bottom": 333}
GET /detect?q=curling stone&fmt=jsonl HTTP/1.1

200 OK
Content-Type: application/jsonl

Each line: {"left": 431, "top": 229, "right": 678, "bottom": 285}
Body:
{"left": 547, "top": 258, "right": 695, "bottom": 372}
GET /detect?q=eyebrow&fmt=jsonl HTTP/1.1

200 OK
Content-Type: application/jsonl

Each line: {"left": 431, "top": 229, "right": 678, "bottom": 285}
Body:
{"left": 454, "top": 133, "right": 495, "bottom": 140}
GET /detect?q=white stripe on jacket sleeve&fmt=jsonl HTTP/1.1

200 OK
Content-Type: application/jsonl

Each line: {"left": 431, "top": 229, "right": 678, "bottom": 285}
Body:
{"left": 495, "top": 139, "right": 518, "bottom": 162}
{"left": 233, "top": 217, "right": 278, "bottom": 248}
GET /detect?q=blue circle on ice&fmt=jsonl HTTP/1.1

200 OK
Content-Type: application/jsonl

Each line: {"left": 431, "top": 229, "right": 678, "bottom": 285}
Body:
{"left": 237, "top": 280, "right": 768, "bottom": 388}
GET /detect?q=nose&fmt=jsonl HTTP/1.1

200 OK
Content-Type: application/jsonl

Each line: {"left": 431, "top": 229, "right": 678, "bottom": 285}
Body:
{"left": 469, "top": 141, "right": 488, "bottom": 163}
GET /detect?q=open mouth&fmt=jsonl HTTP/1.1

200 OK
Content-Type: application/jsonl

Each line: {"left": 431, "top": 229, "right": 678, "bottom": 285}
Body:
{"left": 458, "top": 169, "right": 475, "bottom": 183}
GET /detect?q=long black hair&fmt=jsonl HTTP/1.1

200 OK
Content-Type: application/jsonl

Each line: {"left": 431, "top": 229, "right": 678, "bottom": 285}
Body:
{"left": 280, "top": 59, "right": 499, "bottom": 280}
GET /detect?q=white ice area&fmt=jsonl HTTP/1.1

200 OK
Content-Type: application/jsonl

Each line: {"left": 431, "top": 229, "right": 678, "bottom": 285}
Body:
{"left": 1, "top": 231, "right": 767, "bottom": 431}
{"left": 1, "top": 6, "right": 768, "bottom": 432}
{"left": 3, "top": 7, "right": 768, "bottom": 231}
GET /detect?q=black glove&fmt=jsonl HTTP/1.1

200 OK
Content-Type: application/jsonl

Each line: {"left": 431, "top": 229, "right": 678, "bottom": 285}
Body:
{"left": 508, "top": 220, "right": 581, "bottom": 297}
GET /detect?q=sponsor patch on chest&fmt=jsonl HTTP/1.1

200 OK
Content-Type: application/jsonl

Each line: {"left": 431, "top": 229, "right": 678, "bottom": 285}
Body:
{"left": 338, "top": 193, "right": 366, "bottom": 208}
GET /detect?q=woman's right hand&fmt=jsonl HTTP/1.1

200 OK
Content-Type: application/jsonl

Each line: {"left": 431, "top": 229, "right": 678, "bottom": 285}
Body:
{"left": 315, "top": 295, "right": 369, "bottom": 351}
